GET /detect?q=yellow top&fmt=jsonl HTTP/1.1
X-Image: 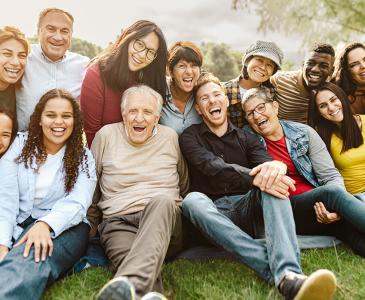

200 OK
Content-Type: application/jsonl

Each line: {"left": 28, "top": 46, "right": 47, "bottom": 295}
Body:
{"left": 330, "top": 115, "right": 365, "bottom": 194}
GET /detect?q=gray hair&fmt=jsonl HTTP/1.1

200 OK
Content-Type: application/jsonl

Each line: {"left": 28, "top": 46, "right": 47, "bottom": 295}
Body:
{"left": 121, "top": 85, "right": 164, "bottom": 116}
{"left": 241, "top": 87, "right": 274, "bottom": 110}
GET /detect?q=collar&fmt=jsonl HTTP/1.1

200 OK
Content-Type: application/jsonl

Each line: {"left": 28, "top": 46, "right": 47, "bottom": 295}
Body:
{"left": 38, "top": 44, "right": 68, "bottom": 63}
{"left": 199, "top": 120, "right": 238, "bottom": 136}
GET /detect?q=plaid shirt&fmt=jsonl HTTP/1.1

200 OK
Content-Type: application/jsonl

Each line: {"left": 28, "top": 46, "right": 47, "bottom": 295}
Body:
{"left": 223, "top": 75, "right": 246, "bottom": 128}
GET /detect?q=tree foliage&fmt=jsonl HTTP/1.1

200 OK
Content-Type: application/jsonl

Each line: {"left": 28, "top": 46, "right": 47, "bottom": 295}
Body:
{"left": 232, "top": 0, "right": 365, "bottom": 45}
{"left": 201, "top": 42, "right": 242, "bottom": 81}
{"left": 27, "top": 36, "right": 103, "bottom": 59}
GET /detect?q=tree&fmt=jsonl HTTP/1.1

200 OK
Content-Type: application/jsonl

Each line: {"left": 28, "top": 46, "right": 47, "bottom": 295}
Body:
{"left": 201, "top": 42, "right": 241, "bottom": 81}
{"left": 27, "top": 36, "right": 103, "bottom": 59}
{"left": 232, "top": 0, "right": 365, "bottom": 45}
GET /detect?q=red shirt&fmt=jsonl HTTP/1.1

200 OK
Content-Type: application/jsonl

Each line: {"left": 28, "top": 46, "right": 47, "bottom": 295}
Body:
{"left": 265, "top": 136, "right": 314, "bottom": 197}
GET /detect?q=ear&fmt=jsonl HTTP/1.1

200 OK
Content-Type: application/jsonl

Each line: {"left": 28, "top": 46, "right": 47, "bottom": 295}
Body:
{"left": 225, "top": 96, "right": 229, "bottom": 107}
{"left": 272, "top": 101, "right": 279, "bottom": 114}
{"left": 195, "top": 103, "right": 202, "bottom": 115}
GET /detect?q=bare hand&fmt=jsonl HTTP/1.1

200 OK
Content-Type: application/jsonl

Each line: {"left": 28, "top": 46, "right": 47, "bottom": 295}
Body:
{"left": 314, "top": 202, "right": 341, "bottom": 224}
{"left": 250, "top": 161, "right": 293, "bottom": 191}
{"left": 14, "top": 222, "right": 53, "bottom": 262}
{"left": 262, "top": 175, "right": 296, "bottom": 199}
{"left": 0, "top": 245, "right": 9, "bottom": 262}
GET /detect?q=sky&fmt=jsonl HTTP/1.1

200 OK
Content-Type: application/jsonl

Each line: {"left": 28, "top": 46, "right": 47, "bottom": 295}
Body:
{"left": 0, "top": 0, "right": 304, "bottom": 63}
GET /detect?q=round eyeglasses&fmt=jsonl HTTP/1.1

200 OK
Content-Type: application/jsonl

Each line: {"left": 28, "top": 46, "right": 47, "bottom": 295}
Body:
{"left": 132, "top": 39, "right": 157, "bottom": 61}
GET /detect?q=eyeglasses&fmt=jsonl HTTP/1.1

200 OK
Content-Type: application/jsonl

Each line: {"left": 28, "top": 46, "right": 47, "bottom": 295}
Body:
{"left": 245, "top": 102, "right": 270, "bottom": 120}
{"left": 132, "top": 39, "right": 157, "bottom": 61}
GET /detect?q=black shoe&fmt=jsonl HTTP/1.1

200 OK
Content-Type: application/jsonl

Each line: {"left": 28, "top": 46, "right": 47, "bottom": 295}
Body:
{"left": 97, "top": 276, "right": 135, "bottom": 300}
{"left": 279, "top": 269, "right": 336, "bottom": 300}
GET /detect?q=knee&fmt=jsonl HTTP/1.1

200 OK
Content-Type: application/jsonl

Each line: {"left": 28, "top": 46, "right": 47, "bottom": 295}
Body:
{"left": 148, "top": 196, "right": 177, "bottom": 212}
{"left": 322, "top": 184, "right": 346, "bottom": 195}
{"left": 182, "top": 192, "right": 209, "bottom": 211}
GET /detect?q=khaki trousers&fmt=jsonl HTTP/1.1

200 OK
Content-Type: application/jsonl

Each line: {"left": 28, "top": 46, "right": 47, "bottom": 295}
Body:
{"left": 99, "top": 197, "right": 183, "bottom": 297}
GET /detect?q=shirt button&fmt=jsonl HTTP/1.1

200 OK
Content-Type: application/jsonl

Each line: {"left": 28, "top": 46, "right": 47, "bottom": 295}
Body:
{"left": 220, "top": 153, "right": 224, "bottom": 158}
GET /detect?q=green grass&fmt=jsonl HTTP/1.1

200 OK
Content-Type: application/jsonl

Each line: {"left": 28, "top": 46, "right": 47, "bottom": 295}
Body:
{"left": 44, "top": 245, "right": 365, "bottom": 300}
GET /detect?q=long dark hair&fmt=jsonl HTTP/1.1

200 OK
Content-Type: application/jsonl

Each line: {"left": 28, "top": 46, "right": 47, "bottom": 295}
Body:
{"left": 333, "top": 42, "right": 365, "bottom": 97}
{"left": 95, "top": 20, "right": 167, "bottom": 100}
{"left": 0, "top": 107, "right": 17, "bottom": 158}
{"left": 308, "top": 82, "right": 363, "bottom": 152}
{"left": 16, "top": 89, "right": 90, "bottom": 192}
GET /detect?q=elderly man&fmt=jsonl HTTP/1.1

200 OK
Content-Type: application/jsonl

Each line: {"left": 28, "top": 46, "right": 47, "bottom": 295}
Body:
{"left": 241, "top": 87, "right": 365, "bottom": 258}
{"left": 89, "top": 85, "right": 188, "bottom": 300}
{"left": 270, "top": 43, "right": 335, "bottom": 123}
{"left": 180, "top": 72, "right": 336, "bottom": 300}
{"left": 16, "top": 7, "right": 89, "bottom": 131}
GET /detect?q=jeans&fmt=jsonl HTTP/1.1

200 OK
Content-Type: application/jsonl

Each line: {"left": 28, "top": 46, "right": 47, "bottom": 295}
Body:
{"left": 182, "top": 189, "right": 302, "bottom": 286}
{"left": 0, "top": 221, "right": 89, "bottom": 300}
{"left": 291, "top": 185, "right": 365, "bottom": 256}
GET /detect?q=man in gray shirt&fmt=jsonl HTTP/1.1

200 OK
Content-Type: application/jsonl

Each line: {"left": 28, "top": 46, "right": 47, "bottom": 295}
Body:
{"left": 16, "top": 8, "right": 89, "bottom": 131}
{"left": 241, "top": 87, "right": 365, "bottom": 258}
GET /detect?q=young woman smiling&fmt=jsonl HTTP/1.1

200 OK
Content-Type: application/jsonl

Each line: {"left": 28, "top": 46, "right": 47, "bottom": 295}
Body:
{"left": 308, "top": 82, "right": 365, "bottom": 195}
{"left": 0, "top": 89, "right": 96, "bottom": 300}
{"left": 80, "top": 20, "right": 168, "bottom": 146}
{"left": 159, "top": 41, "right": 203, "bottom": 135}
{"left": 333, "top": 43, "right": 365, "bottom": 114}
{"left": 0, "top": 108, "right": 17, "bottom": 158}
{"left": 0, "top": 26, "right": 29, "bottom": 123}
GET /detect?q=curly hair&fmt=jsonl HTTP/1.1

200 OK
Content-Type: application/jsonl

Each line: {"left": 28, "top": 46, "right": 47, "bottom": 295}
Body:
{"left": 333, "top": 42, "right": 365, "bottom": 97}
{"left": 16, "top": 89, "right": 89, "bottom": 193}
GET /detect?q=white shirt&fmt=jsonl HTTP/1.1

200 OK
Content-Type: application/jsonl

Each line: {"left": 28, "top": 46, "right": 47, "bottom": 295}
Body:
{"left": 16, "top": 44, "right": 89, "bottom": 131}
{"left": 34, "top": 146, "right": 65, "bottom": 209}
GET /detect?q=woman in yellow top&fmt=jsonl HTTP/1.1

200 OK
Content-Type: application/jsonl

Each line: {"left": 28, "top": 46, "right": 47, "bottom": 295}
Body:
{"left": 308, "top": 82, "right": 365, "bottom": 195}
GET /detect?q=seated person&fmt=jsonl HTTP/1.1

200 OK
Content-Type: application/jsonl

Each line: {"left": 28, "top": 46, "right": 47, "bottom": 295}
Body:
{"left": 0, "top": 108, "right": 17, "bottom": 158}
{"left": 180, "top": 73, "right": 336, "bottom": 300}
{"left": 0, "top": 89, "right": 96, "bottom": 300}
{"left": 332, "top": 42, "right": 365, "bottom": 114}
{"left": 241, "top": 87, "right": 365, "bottom": 258}
{"left": 224, "top": 40, "right": 283, "bottom": 128}
{"left": 270, "top": 43, "right": 334, "bottom": 123}
{"left": 159, "top": 41, "right": 203, "bottom": 134}
{"left": 89, "top": 85, "right": 188, "bottom": 300}
{"left": 309, "top": 82, "right": 365, "bottom": 195}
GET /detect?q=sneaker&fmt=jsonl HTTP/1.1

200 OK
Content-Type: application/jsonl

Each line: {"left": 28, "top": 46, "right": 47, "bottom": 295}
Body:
{"left": 279, "top": 269, "right": 336, "bottom": 300}
{"left": 141, "top": 292, "right": 168, "bottom": 300}
{"left": 97, "top": 276, "right": 135, "bottom": 300}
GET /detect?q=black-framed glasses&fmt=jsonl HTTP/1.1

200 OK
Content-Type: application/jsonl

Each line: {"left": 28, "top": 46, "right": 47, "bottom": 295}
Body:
{"left": 245, "top": 102, "right": 270, "bottom": 120}
{"left": 132, "top": 39, "right": 157, "bottom": 61}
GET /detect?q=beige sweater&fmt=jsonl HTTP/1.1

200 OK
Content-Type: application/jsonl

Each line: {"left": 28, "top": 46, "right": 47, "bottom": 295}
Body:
{"left": 89, "top": 123, "right": 189, "bottom": 223}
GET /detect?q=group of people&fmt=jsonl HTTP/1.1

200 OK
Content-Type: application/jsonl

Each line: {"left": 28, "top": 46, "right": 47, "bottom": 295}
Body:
{"left": 1, "top": 6, "right": 365, "bottom": 300}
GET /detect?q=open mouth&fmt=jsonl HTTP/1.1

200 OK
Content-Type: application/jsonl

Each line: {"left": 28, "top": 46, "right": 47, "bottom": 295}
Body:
{"left": 329, "top": 109, "right": 341, "bottom": 116}
{"left": 209, "top": 107, "right": 221, "bottom": 117}
{"left": 133, "top": 125, "right": 146, "bottom": 133}
{"left": 4, "top": 67, "right": 21, "bottom": 77}
{"left": 132, "top": 55, "right": 143, "bottom": 65}
{"left": 254, "top": 70, "right": 266, "bottom": 77}
{"left": 51, "top": 127, "right": 66, "bottom": 136}
{"left": 307, "top": 73, "right": 322, "bottom": 82}
{"left": 257, "top": 119, "right": 268, "bottom": 128}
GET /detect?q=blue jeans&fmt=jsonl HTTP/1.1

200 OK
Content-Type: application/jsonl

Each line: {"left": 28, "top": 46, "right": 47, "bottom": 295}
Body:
{"left": 0, "top": 221, "right": 89, "bottom": 300}
{"left": 291, "top": 185, "right": 365, "bottom": 256}
{"left": 182, "top": 189, "right": 302, "bottom": 286}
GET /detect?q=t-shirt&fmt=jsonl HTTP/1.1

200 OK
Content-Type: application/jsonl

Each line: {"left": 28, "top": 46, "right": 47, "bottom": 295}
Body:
{"left": 330, "top": 115, "right": 365, "bottom": 194}
{"left": 265, "top": 136, "right": 314, "bottom": 197}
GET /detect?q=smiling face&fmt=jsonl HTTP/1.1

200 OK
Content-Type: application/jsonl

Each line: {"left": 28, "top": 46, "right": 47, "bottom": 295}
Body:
{"left": 40, "top": 97, "right": 74, "bottom": 154}
{"left": 38, "top": 11, "right": 73, "bottom": 61}
{"left": 0, "top": 38, "right": 27, "bottom": 90}
{"left": 195, "top": 82, "right": 229, "bottom": 131}
{"left": 246, "top": 56, "right": 275, "bottom": 83}
{"left": 172, "top": 59, "right": 200, "bottom": 93}
{"left": 244, "top": 96, "right": 281, "bottom": 140}
{"left": 127, "top": 31, "right": 159, "bottom": 72}
{"left": 302, "top": 51, "right": 334, "bottom": 89}
{"left": 0, "top": 113, "right": 13, "bottom": 156}
{"left": 122, "top": 93, "right": 160, "bottom": 144}
{"left": 315, "top": 89, "right": 343, "bottom": 125}
{"left": 347, "top": 47, "right": 365, "bottom": 88}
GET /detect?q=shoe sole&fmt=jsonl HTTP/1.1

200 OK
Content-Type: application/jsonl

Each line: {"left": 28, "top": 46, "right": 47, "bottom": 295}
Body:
{"left": 97, "top": 276, "right": 135, "bottom": 300}
{"left": 294, "top": 269, "right": 336, "bottom": 300}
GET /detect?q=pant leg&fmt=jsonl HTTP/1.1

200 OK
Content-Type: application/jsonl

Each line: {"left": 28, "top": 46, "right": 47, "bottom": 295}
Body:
{"left": 182, "top": 191, "right": 302, "bottom": 286}
{"left": 101, "top": 197, "right": 182, "bottom": 297}
{"left": 0, "top": 222, "right": 89, "bottom": 300}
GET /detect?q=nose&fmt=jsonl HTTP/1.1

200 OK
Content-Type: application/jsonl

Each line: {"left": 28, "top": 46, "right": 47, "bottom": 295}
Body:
{"left": 311, "top": 63, "right": 321, "bottom": 73}
{"left": 54, "top": 116, "right": 64, "bottom": 124}
{"left": 327, "top": 102, "right": 336, "bottom": 112}
{"left": 135, "top": 111, "right": 144, "bottom": 122}
{"left": 9, "top": 55, "right": 20, "bottom": 66}
{"left": 52, "top": 31, "right": 63, "bottom": 41}
{"left": 185, "top": 65, "right": 193, "bottom": 74}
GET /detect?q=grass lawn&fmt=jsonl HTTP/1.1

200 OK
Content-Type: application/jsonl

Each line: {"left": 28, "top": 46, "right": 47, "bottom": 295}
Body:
{"left": 44, "top": 244, "right": 365, "bottom": 300}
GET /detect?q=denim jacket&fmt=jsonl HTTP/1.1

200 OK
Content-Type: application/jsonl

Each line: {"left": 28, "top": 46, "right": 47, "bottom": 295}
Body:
{"left": 244, "top": 120, "right": 344, "bottom": 188}
{"left": 0, "top": 133, "right": 97, "bottom": 248}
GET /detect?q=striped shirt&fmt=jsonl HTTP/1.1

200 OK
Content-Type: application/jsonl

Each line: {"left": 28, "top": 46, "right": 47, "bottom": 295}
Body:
{"left": 270, "top": 70, "right": 311, "bottom": 124}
